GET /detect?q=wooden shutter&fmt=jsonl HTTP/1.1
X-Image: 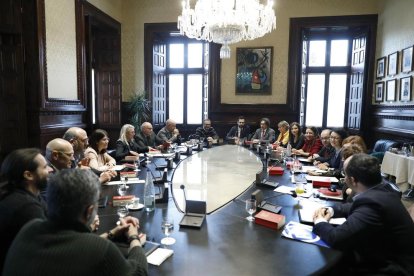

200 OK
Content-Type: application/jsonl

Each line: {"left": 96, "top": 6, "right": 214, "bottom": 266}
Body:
{"left": 347, "top": 34, "right": 366, "bottom": 130}
{"left": 299, "top": 33, "right": 308, "bottom": 126}
{"left": 152, "top": 37, "right": 166, "bottom": 127}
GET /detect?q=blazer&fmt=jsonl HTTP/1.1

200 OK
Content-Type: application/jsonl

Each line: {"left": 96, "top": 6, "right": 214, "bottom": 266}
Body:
{"left": 275, "top": 132, "right": 290, "bottom": 147}
{"left": 115, "top": 139, "right": 148, "bottom": 161}
{"left": 225, "top": 125, "right": 251, "bottom": 141}
{"left": 313, "top": 184, "right": 414, "bottom": 275}
{"left": 135, "top": 131, "right": 164, "bottom": 149}
{"left": 251, "top": 128, "right": 276, "bottom": 143}
{"left": 301, "top": 138, "right": 322, "bottom": 156}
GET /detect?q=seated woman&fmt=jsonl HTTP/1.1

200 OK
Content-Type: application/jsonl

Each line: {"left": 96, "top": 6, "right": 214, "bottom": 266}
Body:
{"left": 342, "top": 135, "right": 367, "bottom": 153}
{"left": 292, "top": 126, "right": 322, "bottom": 157}
{"left": 273, "top": 120, "right": 290, "bottom": 148}
{"left": 317, "top": 129, "right": 348, "bottom": 170}
{"left": 115, "top": 124, "right": 148, "bottom": 161}
{"left": 288, "top": 122, "right": 305, "bottom": 150}
{"left": 84, "top": 129, "right": 116, "bottom": 172}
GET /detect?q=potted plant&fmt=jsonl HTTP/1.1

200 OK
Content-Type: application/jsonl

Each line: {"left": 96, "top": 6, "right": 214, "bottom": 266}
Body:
{"left": 127, "top": 92, "right": 151, "bottom": 130}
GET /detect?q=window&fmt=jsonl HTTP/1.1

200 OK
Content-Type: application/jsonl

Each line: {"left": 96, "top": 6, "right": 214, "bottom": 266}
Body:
{"left": 289, "top": 16, "right": 378, "bottom": 133}
{"left": 167, "top": 41, "right": 207, "bottom": 125}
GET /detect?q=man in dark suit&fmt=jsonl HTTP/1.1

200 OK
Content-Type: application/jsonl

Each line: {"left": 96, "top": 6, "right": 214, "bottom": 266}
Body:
{"left": 251, "top": 117, "right": 275, "bottom": 143}
{"left": 225, "top": 116, "right": 251, "bottom": 144}
{"left": 135, "top": 122, "right": 164, "bottom": 151}
{"left": 313, "top": 153, "right": 414, "bottom": 275}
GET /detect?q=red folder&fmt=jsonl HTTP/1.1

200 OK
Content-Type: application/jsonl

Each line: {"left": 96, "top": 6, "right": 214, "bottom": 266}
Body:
{"left": 269, "top": 166, "right": 284, "bottom": 175}
{"left": 312, "top": 180, "right": 331, "bottom": 188}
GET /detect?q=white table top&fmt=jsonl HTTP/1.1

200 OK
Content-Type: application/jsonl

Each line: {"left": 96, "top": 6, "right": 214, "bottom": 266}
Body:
{"left": 381, "top": 151, "right": 414, "bottom": 184}
{"left": 171, "top": 145, "right": 262, "bottom": 213}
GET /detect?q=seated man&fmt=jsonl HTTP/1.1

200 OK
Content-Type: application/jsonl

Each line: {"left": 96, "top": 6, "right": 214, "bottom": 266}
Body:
{"left": 62, "top": 127, "right": 89, "bottom": 165}
{"left": 3, "top": 169, "right": 148, "bottom": 276}
{"left": 309, "top": 129, "right": 334, "bottom": 164}
{"left": 0, "top": 148, "right": 48, "bottom": 270}
{"left": 313, "top": 154, "right": 414, "bottom": 275}
{"left": 225, "top": 116, "right": 251, "bottom": 144}
{"left": 157, "top": 119, "right": 180, "bottom": 143}
{"left": 196, "top": 119, "right": 219, "bottom": 145}
{"left": 45, "top": 138, "right": 75, "bottom": 173}
{"left": 135, "top": 122, "right": 164, "bottom": 151}
{"left": 251, "top": 118, "right": 275, "bottom": 144}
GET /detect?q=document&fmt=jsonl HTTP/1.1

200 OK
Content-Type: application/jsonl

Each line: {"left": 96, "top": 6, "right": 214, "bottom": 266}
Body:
{"left": 305, "top": 175, "right": 338, "bottom": 183}
{"left": 105, "top": 178, "right": 145, "bottom": 185}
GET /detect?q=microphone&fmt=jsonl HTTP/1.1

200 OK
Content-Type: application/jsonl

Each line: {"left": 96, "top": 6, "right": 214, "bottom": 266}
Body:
{"left": 180, "top": 184, "right": 187, "bottom": 213}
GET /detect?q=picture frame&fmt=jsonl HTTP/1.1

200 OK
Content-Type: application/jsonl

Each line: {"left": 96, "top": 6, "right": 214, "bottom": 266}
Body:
{"left": 386, "top": 79, "right": 397, "bottom": 102}
{"left": 375, "top": 82, "right": 384, "bottom": 103}
{"left": 235, "top": 47, "right": 273, "bottom": 95}
{"left": 376, "top": 57, "right": 386, "bottom": 79}
{"left": 401, "top": 46, "right": 413, "bottom": 73}
{"left": 400, "top": 76, "right": 412, "bottom": 101}
{"left": 387, "top": 51, "right": 399, "bottom": 76}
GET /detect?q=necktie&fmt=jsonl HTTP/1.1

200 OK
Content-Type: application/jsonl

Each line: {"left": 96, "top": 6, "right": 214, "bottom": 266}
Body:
{"left": 262, "top": 130, "right": 265, "bottom": 139}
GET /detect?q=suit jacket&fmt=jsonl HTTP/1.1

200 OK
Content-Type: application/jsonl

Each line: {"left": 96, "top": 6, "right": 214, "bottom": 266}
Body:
{"left": 313, "top": 184, "right": 414, "bottom": 275}
{"left": 225, "top": 125, "right": 251, "bottom": 141}
{"left": 115, "top": 139, "right": 148, "bottom": 161}
{"left": 301, "top": 138, "right": 322, "bottom": 155}
{"left": 290, "top": 134, "right": 305, "bottom": 150}
{"left": 135, "top": 131, "right": 163, "bottom": 149}
{"left": 251, "top": 128, "right": 276, "bottom": 143}
{"left": 327, "top": 149, "right": 342, "bottom": 169}
{"left": 315, "top": 145, "right": 335, "bottom": 163}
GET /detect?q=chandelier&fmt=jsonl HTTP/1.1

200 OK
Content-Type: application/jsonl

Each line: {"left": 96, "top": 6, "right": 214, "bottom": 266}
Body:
{"left": 177, "top": 0, "right": 276, "bottom": 59}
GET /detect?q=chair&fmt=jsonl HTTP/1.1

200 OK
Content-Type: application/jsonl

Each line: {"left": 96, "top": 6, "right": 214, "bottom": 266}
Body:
{"left": 372, "top": 139, "right": 400, "bottom": 153}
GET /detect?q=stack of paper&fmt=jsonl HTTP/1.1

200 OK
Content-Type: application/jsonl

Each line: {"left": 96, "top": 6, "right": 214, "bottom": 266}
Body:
{"left": 147, "top": 248, "right": 174, "bottom": 266}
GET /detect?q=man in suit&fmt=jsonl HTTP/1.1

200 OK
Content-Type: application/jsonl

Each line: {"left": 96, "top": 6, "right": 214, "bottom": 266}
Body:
{"left": 313, "top": 153, "right": 414, "bottom": 275}
{"left": 0, "top": 148, "right": 48, "bottom": 270}
{"left": 251, "top": 117, "right": 275, "bottom": 143}
{"left": 225, "top": 116, "right": 251, "bottom": 144}
{"left": 135, "top": 122, "right": 164, "bottom": 151}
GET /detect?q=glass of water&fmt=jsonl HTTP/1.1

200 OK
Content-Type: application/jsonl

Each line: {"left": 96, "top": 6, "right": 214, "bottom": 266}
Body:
{"left": 161, "top": 217, "right": 176, "bottom": 245}
{"left": 117, "top": 205, "right": 129, "bottom": 219}
{"left": 245, "top": 199, "right": 257, "bottom": 221}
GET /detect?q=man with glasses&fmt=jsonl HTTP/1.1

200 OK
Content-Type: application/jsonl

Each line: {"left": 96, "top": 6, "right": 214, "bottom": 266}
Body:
{"left": 45, "top": 138, "right": 75, "bottom": 173}
{"left": 310, "top": 129, "right": 334, "bottom": 164}
{"left": 313, "top": 154, "right": 414, "bottom": 275}
{"left": 63, "top": 127, "right": 89, "bottom": 165}
{"left": 251, "top": 118, "right": 275, "bottom": 144}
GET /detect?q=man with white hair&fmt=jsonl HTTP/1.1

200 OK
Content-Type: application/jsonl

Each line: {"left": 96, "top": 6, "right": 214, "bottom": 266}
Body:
{"left": 157, "top": 119, "right": 180, "bottom": 143}
{"left": 135, "top": 122, "right": 164, "bottom": 151}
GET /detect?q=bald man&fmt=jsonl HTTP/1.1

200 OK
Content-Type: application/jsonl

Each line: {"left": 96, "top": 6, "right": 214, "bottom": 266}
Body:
{"left": 63, "top": 127, "right": 89, "bottom": 164}
{"left": 135, "top": 122, "right": 164, "bottom": 151}
{"left": 45, "top": 138, "right": 75, "bottom": 173}
{"left": 157, "top": 119, "right": 180, "bottom": 143}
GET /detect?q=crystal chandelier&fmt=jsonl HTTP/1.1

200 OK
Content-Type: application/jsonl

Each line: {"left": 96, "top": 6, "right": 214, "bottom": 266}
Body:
{"left": 177, "top": 0, "right": 276, "bottom": 59}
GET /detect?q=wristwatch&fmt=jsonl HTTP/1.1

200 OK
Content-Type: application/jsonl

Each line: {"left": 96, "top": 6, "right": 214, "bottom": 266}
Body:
{"left": 128, "top": 234, "right": 141, "bottom": 244}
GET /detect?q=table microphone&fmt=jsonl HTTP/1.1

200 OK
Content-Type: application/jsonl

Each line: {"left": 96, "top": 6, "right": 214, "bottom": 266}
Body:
{"left": 180, "top": 184, "right": 187, "bottom": 212}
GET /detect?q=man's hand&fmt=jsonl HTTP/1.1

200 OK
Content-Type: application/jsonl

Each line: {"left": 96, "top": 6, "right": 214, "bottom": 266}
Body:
{"left": 313, "top": 207, "right": 333, "bottom": 223}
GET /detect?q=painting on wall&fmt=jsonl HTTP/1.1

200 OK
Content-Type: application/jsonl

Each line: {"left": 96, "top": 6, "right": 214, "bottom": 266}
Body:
{"left": 387, "top": 51, "right": 398, "bottom": 76}
{"left": 375, "top": 82, "right": 384, "bottom": 103}
{"left": 376, "top": 57, "right": 386, "bottom": 79}
{"left": 400, "top": 76, "right": 412, "bottom": 102}
{"left": 386, "top": 79, "right": 397, "bottom": 102}
{"left": 401, "top": 46, "right": 413, "bottom": 73}
{"left": 235, "top": 47, "right": 273, "bottom": 95}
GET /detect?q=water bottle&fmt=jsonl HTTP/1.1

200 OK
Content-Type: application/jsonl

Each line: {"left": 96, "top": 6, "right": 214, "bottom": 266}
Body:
{"left": 286, "top": 142, "right": 292, "bottom": 157}
{"left": 144, "top": 169, "right": 155, "bottom": 212}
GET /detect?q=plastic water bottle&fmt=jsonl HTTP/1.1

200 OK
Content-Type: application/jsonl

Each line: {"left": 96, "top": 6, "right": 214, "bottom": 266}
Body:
{"left": 144, "top": 169, "right": 155, "bottom": 212}
{"left": 286, "top": 142, "right": 292, "bottom": 157}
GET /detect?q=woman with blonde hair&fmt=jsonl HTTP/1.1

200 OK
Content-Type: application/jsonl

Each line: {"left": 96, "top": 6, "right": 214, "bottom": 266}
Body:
{"left": 115, "top": 124, "right": 147, "bottom": 161}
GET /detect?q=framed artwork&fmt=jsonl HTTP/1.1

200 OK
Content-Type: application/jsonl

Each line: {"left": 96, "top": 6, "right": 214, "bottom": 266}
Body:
{"left": 235, "top": 47, "right": 273, "bottom": 95}
{"left": 386, "top": 79, "right": 397, "bottom": 102}
{"left": 376, "top": 57, "right": 386, "bottom": 79}
{"left": 375, "top": 82, "right": 384, "bottom": 102}
{"left": 401, "top": 46, "right": 413, "bottom": 73}
{"left": 400, "top": 76, "right": 412, "bottom": 101}
{"left": 387, "top": 51, "right": 399, "bottom": 76}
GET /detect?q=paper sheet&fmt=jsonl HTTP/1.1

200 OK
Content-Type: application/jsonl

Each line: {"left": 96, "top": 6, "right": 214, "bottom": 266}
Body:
{"left": 147, "top": 248, "right": 174, "bottom": 266}
{"left": 104, "top": 178, "right": 145, "bottom": 185}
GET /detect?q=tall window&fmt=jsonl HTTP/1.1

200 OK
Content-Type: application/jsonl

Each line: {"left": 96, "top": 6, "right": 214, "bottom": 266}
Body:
{"left": 304, "top": 37, "right": 349, "bottom": 127}
{"left": 289, "top": 16, "right": 377, "bottom": 133}
{"left": 167, "top": 41, "right": 208, "bottom": 125}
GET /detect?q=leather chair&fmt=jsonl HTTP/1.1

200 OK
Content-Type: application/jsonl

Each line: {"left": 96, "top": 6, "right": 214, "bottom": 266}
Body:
{"left": 372, "top": 139, "right": 400, "bottom": 153}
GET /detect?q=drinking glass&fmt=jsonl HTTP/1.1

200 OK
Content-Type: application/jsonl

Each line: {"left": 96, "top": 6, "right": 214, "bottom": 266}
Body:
{"left": 145, "top": 155, "right": 153, "bottom": 166}
{"left": 117, "top": 184, "right": 128, "bottom": 196}
{"left": 117, "top": 205, "right": 129, "bottom": 219}
{"left": 134, "top": 159, "right": 140, "bottom": 171}
{"left": 120, "top": 175, "right": 129, "bottom": 188}
{"left": 161, "top": 217, "right": 176, "bottom": 245}
{"left": 245, "top": 199, "right": 256, "bottom": 221}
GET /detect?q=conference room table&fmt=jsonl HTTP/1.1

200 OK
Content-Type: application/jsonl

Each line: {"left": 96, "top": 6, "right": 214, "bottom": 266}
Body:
{"left": 381, "top": 151, "right": 414, "bottom": 185}
{"left": 97, "top": 144, "right": 342, "bottom": 276}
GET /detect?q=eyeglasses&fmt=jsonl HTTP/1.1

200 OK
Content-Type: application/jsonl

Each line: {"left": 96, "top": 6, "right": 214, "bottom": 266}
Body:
{"left": 56, "top": 151, "right": 74, "bottom": 158}
{"left": 321, "top": 137, "right": 330, "bottom": 141}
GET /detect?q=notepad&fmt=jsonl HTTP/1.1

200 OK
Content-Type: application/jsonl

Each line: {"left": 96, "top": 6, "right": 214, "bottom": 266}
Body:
{"left": 147, "top": 248, "right": 174, "bottom": 266}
